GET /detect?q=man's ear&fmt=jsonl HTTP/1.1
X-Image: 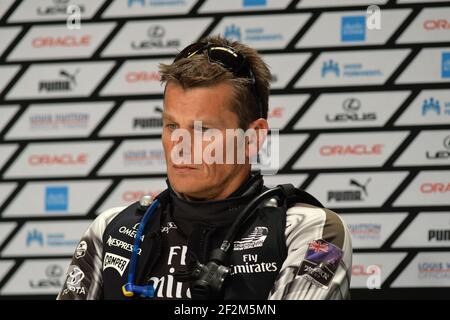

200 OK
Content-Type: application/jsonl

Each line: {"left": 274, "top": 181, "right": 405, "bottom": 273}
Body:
{"left": 245, "top": 118, "right": 269, "bottom": 159}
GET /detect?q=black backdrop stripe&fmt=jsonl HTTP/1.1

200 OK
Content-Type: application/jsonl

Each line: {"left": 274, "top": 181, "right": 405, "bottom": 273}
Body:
{"left": 0, "top": 0, "right": 450, "bottom": 299}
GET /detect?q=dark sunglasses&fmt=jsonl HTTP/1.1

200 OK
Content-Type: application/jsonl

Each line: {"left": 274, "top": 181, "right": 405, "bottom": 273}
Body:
{"left": 173, "top": 42, "right": 265, "bottom": 119}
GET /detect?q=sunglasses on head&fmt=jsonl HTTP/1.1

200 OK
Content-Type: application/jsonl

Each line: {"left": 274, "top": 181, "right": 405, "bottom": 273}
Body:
{"left": 173, "top": 42, "right": 265, "bottom": 119}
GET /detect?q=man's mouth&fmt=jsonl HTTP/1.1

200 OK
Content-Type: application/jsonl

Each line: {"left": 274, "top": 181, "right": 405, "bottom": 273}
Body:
{"left": 172, "top": 164, "right": 198, "bottom": 173}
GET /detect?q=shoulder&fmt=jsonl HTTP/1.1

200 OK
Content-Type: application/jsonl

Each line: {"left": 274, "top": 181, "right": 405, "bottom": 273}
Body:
{"left": 283, "top": 202, "right": 353, "bottom": 276}
{"left": 97, "top": 206, "right": 127, "bottom": 221}
{"left": 285, "top": 203, "right": 350, "bottom": 250}
{"left": 86, "top": 206, "right": 128, "bottom": 236}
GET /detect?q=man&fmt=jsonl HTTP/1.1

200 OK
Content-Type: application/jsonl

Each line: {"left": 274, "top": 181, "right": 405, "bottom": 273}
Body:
{"left": 57, "top": 36, "right": 352, "bottom": 300}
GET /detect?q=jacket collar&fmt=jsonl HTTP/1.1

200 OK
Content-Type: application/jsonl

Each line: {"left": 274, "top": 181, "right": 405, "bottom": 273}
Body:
{"left": 166, "top": 171, "right": 264, "bottom": 233}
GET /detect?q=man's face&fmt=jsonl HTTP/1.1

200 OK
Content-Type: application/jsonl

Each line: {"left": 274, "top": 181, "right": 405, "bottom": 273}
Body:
{"left": 162, "top": 81, "right": 248, "bottom": 200}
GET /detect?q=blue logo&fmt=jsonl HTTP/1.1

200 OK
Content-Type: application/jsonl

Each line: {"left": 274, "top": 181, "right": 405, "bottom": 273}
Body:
{"left": 45, "top": 186, "right": 68, "bottom": 212}
{"left": 26, "top": 229, "right": 44, "bottom": 247}
{"left": 422, "top": 97, "right": 441, "bottom": 116}
{"left": 442, "top": 52, "right": 450, "bottom": 78}
{"left": 243, "top": 0, "right": 267, "bottom": 6}
{"left": 224, "top": 24, "right": 242, "bottom": 42}
{"left": 129, "top": 0, "right": 146, "bottom": 6}
{"left": 128, "top": 0, "right": 186, "bottom": 7}
{"left": 341, "top": 16, "right": 366, "bottom": 42}
{"left": 322, "top": 59, "right": 340, "bottom": 77}
{"left": 422, "top": 97, "right": 450, "bottom": 116}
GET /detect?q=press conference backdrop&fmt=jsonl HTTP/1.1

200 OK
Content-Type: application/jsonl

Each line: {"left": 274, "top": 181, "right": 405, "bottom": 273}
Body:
{"left": 0, "top": 0, "right": 449, "bottom": 299}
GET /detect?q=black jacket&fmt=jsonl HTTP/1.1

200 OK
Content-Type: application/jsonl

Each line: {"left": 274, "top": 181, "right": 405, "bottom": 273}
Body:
{"left": 57, "top": 173, "right": 352, "bottom": 300}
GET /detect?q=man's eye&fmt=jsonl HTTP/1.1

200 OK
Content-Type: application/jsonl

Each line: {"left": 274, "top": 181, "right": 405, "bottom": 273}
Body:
{"left": 194, "top": 126, "right": 209, "bottom": 132}
{"left": 165, "top": 123, "right": 177, "bottom": 130}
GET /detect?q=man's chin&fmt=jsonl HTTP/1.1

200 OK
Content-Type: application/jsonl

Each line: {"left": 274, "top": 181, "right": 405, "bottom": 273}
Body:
{"left": 172, "top": 186, "right": 208, "bottom": 200}
{"left": 168, "top": 176, "right": 204, "bottom": 194}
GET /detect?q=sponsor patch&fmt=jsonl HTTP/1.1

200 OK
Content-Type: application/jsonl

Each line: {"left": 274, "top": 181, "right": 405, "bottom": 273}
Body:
{"left": 66, "top": 265, "right": 85, "bottom": 286}
{"left": 62, "top": 265, "right": 87, "bottom": 296}
{"left": 297, "top": 239, "right": 343, "bottom": 289}
{"left": 161, "top": 221, "right": 177, "bottom": 234}
{"left": 75, "top": 240, "right": 87, "bottom": 259}
{"left": 103, "top": 252, "right": 130, "bottom": 277}
{"left": 233, "top": 226, "right": 268, "bottom": 251}
{"left": 106, "top": 235, "right": 141, "bottom": 255}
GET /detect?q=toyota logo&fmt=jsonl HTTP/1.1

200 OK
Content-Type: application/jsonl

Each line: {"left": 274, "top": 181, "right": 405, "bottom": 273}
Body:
{"left": 67, "top": 266, "right": 85, "bottom": 286}
{"left": 147, "top": 25, "right": 165, "bottom": 38}
{"left": 342, "top": 98, "right": 361, "bottom": 112}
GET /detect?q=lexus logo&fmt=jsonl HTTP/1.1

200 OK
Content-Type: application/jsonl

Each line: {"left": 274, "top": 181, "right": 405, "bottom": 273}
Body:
{"left": 46, "top": 264, "right": 63, "bottom": 278}
{"left": 343, "top": 98, "right": 361, "bottom": 112}
{"left": 147, "top": 25, "right": 165, "bottom": 38}
{"left": 444, "top": 136, "right": 450, "bottom": 150}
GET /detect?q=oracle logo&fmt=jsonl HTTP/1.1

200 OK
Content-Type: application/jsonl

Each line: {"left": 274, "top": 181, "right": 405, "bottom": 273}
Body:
{"left": 352, "top": 264, "right": 381, "bottom": 276}
{"left": 268, "top": 107, "right": 284, "bottom": 119}
{"left": 423, "top": 19, "right": 450, "bottom": 30}
{"left": 28, "top": 154, "right": 88, "bottom": 166}
{"left": 122, "top": 190, "right": 162, "bottom": 202}
{"left": 420, "top": 182, "right": 450, "bottom": 194}
{"left": 319, "top": 144, "right": 384, "bottom": 156}
{"left": 31, "top": 35, "right": 91, "bottom": 48}
{"left": 125, "top": 71, "right": 161, "bottom": 83}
